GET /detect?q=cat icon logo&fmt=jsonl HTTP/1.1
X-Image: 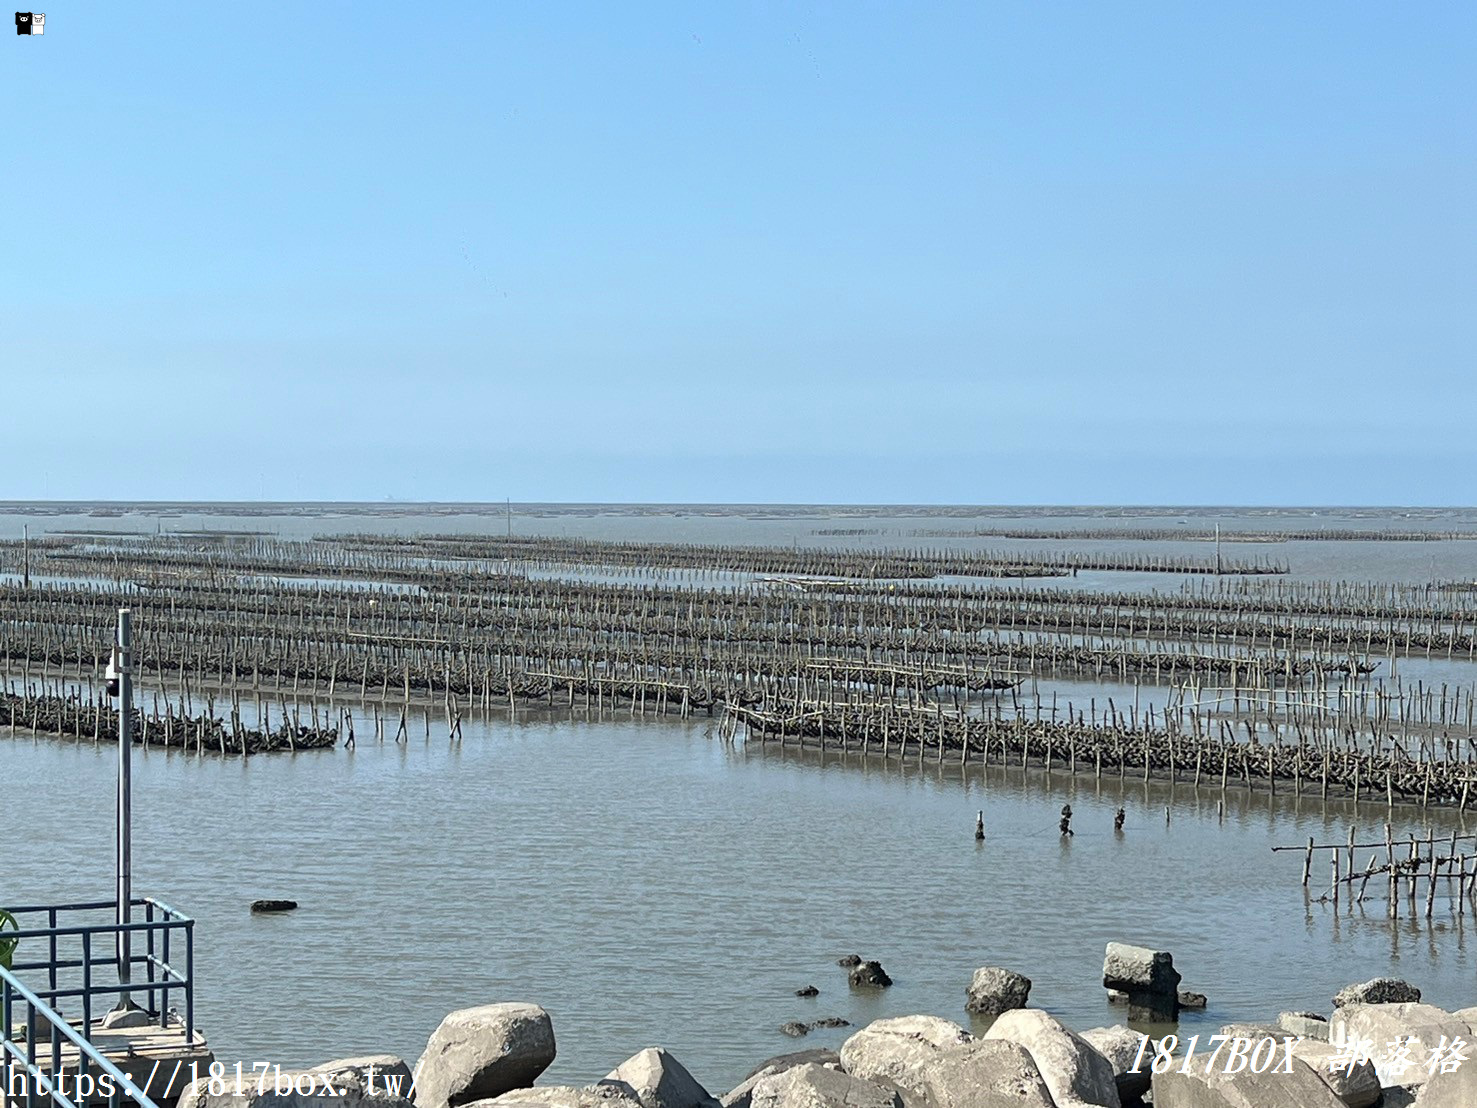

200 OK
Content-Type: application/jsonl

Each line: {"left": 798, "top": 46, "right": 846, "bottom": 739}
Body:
{"left": 14, "top": 11, "right": 43, "bottom": 34}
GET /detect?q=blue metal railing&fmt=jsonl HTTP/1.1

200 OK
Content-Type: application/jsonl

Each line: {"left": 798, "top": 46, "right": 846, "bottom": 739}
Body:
{"left": 1, "top": 899, "right": 195, "bottom": 1108}
{"left": 1, "top": 976, "right": 155, "bottom": 1108}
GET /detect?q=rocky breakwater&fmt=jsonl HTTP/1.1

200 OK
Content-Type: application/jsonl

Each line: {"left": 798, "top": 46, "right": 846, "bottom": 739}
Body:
{"left": 176, "top": 1002, "right": 1141, "bottom": 1108}
{"left": 174, "top": 976, "right": 1477, "bottom": 1108}
{"left": 1150, "top": 976, "right": 1477, "bottom": 1108}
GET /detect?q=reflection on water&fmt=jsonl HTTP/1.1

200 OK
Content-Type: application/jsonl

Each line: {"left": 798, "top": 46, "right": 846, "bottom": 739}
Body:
{"left": 6, "top": 712, "right": 1476, "bottom": 1091}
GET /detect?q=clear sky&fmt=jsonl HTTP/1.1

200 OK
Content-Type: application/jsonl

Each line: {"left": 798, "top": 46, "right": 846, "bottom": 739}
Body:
{"left": 3, "top": 3, "right": 1473, "bottom": 504}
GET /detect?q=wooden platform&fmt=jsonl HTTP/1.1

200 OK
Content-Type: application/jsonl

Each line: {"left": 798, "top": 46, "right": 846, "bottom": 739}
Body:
{"left": 4, "top": 1015, "right": 212, "bottom": 1106}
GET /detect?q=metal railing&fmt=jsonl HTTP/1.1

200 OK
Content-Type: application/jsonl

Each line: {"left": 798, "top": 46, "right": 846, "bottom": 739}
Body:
{"left": 1, "top": 899, "right": 195, "bottom": 1108}
{"left": 0, "top": 978, "right": 155, "bottom": 1108}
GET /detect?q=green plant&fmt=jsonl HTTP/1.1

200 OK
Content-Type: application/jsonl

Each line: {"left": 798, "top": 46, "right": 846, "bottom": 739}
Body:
{"left": 0, "top": 909, "right": 18, "bottom": 972}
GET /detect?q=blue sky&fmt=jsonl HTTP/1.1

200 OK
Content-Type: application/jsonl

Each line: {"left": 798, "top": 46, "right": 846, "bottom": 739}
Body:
{"left": 3, "top": 3, "right": 1473, "bottom": 504}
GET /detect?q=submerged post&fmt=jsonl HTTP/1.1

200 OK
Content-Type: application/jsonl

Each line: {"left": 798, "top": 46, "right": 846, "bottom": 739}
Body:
{"left": 116, "top": 607, "right": 134, "bottom": 1008}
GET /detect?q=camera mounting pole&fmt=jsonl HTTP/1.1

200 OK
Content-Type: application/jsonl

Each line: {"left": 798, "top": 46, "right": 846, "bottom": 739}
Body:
{"left": 115, "top": 608, "right": 134, "bottom": 1010}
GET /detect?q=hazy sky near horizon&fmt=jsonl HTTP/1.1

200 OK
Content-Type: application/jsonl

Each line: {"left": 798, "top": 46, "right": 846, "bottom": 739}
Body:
{"left": 4, "top": 3, "right": 1473, "bottom": 504}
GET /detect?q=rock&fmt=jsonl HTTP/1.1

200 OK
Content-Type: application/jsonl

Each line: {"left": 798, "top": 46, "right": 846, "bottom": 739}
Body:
{"left": 415, "top": 1003, "right": 557, "bottom": 1108}
{"left": 741, "top": 1053, "right": 841, "bottom": 1084}
{"left": 916, "top": 1039, "right": 1055, "bottom": 1108}
{"left": 1412, "top": 1057, "right": 1477, "bottom": 1106}
{"left": 1080, "top": 1027, "right": 1150, "bottom": 1103}
{"left": 723, "top": 1052, "right": 839, "bottom": 1108}
{"left": 1452, "top": 1010, "right": 1477, "bottom": 1053}
{"left": 250, "top": 899, "right": 297, "bottom": 913}
{"left": 1278, "top": 1012, "right": 1330, "bottom": 1041}
{"left": 315, "top": 1057, "right": 418, "bottom": 1101}
{"left": 1217, "top": 1023, "right": 1289, "bottom": 1041}
{"left": 1105, "top": 990, "right": 1127, "bottom": 1005}
{"left": 795, "top": 987, "right": 819, "bottom": 998}
{"left": 1290, "top": 1039, "right": 1380, "bottom": 1108}
{"left": 479, "top": 1086, "right": 645, "bottom": 1108}
{"left": 1152, "top": 1054, "right": 1344, "bottom": 1107}
{"left": 1329, "top": 1003, "right": 1470, "bottom": 1091}
{"left": 1101, "top": 944, "right": 1179, "bottom": 993}
{"left": 749, "top": 1064, "right": 902, "bottom": 1108}
{"left": 964, "top": 967, "right": 1032, "bottom": 1017}
{"left": 174, "top": 1076, "right": 213, "bottom": 1108}
{"left": 839, "top": 1016, "right": 973, "bottom": 1102}
{"left": 983, "top": 1008, "right": 1121, "bottom": 1108}
{"left": 1101, "top": 944, "right": 1181, "bottom": 1022}
{"left": 601, "top": 1049, "right": 716, "bottom": 1108}
{"left": 837, "top": 955, "right": 863, "bottom": 968}
{"left": 1175, "top": 991, "right": 1207, "bottom": 1010}
{"left": 781, "top": 1023, "right": 811, "bottom": 1038}
{"left": 177, "top": 1055, "right": 416, "bottom": 1108}
{"left": 811, "top": 1018, "right": 851, "bottom": 1030}
{"left": 848, "top": 961, "right": 892, "bottom": 988}
{"left": 1332, "top": 978, "right": 1422, "bottom": 1008}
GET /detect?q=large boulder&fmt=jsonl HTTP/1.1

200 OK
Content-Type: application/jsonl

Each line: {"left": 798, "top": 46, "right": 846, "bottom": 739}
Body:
{"left": 748, "top": 1064, "right": 901, "bottom": 1108}
{"left": 1290, "top": 1039, "right": 1380, "bottom": 1108}
{"left": 1333, "top": 979, "right": 1422, "bottom": 1008}
{"left": 1152, "top": 1054, "right": 1344, "bottom": 1108}
{"left": 1278, "top": 1012, "right": 1330, "bottom": 1041}
{"left": 839, "top": 1016, "right": 972, "bottom": 1101}
{"left": 965, "top": 968, "right": 1032, "bottom": 1017}
{"left": 600, "top": 1049, "right": 717, "bottom": 1108}
{"left": 415, "top": 1004, "right": 557, "bottom": 1108}
{"left": 741, "top": 1053, "right": 841, "bottom": 1084}
{"left": 1450, "top": 1006, "right": 1477, "bottom": 1026}
{"left": 318, "top": 1058, "right": 419, "bottom": 1102}
{"left": 1330, "top": 1003, "right": 1470, "bottom": 1091}
{"left": 915, "top": 1039, "right": 1055, "bottom": 1108}
{"left": 982, "top": 1009, "right": 1120, "bottom": 1107}
{"left": 1101, "top": 944, "right": 1179, "bottom": 994}
{"left": 478, "top": 1087, "right": 645, "bottom": 1108}
{"left": 1217, "top": 1023, "right": 1288, "bottom": 1041}
{"left": 1101, "top": 944, "right": 1180, "bottom": 1022}
{"left": 1413, "top": 1057, "right": 1477, "bottom": 1106}
{"left": 1079, "top": 1027, "right": 1150, "bottom": 1103}
{"left": 722, "top": 1052, "right": 839, "bottom": 1108}
{"left": 178, "top": 1055, "right": 416, "bottom": 1108}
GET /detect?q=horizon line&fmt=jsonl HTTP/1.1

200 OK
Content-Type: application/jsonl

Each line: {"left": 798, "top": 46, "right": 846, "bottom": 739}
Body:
{"left": 2, "top": 501, "right": 1475, "bottom": 512}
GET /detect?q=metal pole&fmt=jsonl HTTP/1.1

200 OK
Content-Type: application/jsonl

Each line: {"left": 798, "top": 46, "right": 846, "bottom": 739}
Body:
{"left": 116, "top": 608, "right": 133, "bottom": 1006}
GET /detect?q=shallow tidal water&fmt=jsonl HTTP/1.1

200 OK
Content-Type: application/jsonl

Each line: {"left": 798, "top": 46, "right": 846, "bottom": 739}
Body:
{"left": 4, "top": 503, "right": 1477, "bottom": 1091}
{"left": 6, "top": 712, "right": 1477, "bottom": 1091}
